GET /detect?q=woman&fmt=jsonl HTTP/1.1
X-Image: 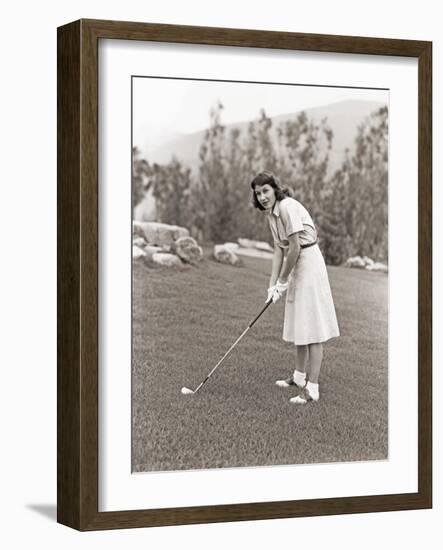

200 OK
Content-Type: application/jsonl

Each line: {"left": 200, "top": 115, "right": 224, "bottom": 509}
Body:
{"left": 251, "top": 171, "right": 340, "bottom": 404}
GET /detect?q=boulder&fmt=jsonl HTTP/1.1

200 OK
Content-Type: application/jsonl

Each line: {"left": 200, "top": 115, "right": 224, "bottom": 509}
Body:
{"left": 133, "top": 237, "right": 147, "bottom": 248}
{"left": 144, "top": 245, "right": 165, "bottom": 261}
{"left": 223, "top": 242, "right": 240, "bottom": 252}
{"left": 171, "top": 236, "right": 203, "bottom": 264}
{"left": 366, "top": 262, "right": 388, "bottom": 273}
{"left": 133, "top": 221, "right": 189, "bottom": 247}
{"left": 132, "top": 222, "right": 147, "bottom": 240}
{"left": 238, "top": 238, "right": 273, "bottom": 252}
{"left": 255, "top": 242, "right": 273, "bottom": 253}
{"left": 151, "top": 252, "right": 183, "bottom": 268}
{"left": 132, "top": 245, "right": 146, "bottom": 260}
{"left": 213, "top": 244, "right": 242, "bottom": 266}
{"left": 345, "top": 256, "right": 366, "bottom": 269}
{"left": 236, "top": 247, "right": 273, "bottom": 260}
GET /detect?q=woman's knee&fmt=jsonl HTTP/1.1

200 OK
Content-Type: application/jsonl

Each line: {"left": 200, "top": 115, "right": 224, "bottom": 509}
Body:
{"left": 308, "top": 342, "right": 323, "bottom": 351}
{"left": 296, "top": 344, "right": 309, "bottom": 353}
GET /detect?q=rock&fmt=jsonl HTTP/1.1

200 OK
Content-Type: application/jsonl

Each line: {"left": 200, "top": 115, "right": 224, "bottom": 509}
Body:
{"left": 144, "top": 245, "right": 165, "bottom": 261}
{"left": 214, "top": 244, "right": 243, "bottom": 266}
{"left": 151, "top": 252, "right": 183, "bottom": 268}
{"left": 133, "top": 221, "right": 189, "bottom": 247}
{"left": 132, "top": 222, "right": 147, "bottom": 240}
{"left": 366, "top": 262, "right": 388, "bottom": 273}
{"left": 133, "top": 237, "right": 146, "bottom": 248}
{"left": 345, "top": 256, "right": 366, "bottom": 269}
{"left": 223, "top": 240, "right": 272, "bottom": 260}
{"left": 236, "top": 248, "right": 273, "bottom": 260}
{"left": 255, "top": 242, "right": 273, "bottom": 253}
{"left": 223, "top": 242, "right": 240, "bottom": 252}
{"left": 238, "top": 238, "right": 273, "bottom": 252}
{"left": 171, "top": 236, "right": 203, "bottom": 264}
{"left": 132, "top": 245, "right": 146, "bottom": 260}
{"left": 238, "top": 238, "right": 257, "bottom": 248}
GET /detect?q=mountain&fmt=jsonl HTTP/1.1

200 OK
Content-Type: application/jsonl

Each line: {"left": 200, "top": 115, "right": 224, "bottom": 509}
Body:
{"left": 138, "top": 99, "right": 387, "bottom": 174}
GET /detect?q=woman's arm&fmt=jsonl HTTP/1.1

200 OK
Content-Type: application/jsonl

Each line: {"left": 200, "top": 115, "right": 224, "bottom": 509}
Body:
{"left": 269, "top": 245, "right": 284, "bottom": 288}
{"left": 277, "top": 233, "right": 301, "bottom": 283}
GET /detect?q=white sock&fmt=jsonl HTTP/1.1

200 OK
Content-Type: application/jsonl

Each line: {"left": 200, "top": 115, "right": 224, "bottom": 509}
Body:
{"left": 306, "top": 381, "right": 319, "bottom": 400}
{"left": 293, "top": 370, "right": 306, "bottom": 387}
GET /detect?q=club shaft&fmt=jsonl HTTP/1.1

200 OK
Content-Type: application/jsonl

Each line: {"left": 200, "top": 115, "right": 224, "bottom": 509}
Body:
{"left": 248, "top": 298, "right": 273, "bottom": 328}
{"left": 191, "top": 300, "right": 273, "bottom": 393}
{"left": 193, "top": 326, "right": 250, "bottom": 393}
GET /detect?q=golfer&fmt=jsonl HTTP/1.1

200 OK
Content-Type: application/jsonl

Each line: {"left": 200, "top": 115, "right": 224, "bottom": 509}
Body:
{"left": 251, "top": 171, "right": 340, "bottom": 404}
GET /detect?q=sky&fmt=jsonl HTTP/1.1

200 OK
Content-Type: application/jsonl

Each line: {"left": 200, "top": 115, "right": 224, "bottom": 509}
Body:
{"left": 132, "top": 77, "right": 388, "bottom": 156}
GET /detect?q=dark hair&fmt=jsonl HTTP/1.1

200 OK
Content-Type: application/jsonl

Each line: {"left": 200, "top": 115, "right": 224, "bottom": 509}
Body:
{"left": 250, "top": 171, "right": 291, "bottom": 210}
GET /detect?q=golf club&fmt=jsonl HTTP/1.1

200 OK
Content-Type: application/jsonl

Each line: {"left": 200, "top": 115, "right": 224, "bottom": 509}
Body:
{"left": 181, "top": 298, "right": 273, "bottom": 395}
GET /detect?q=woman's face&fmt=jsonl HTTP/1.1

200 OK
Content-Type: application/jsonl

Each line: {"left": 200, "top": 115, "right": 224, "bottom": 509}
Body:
{"left": 255, "top": 184, "right": 276, "bottom": 211}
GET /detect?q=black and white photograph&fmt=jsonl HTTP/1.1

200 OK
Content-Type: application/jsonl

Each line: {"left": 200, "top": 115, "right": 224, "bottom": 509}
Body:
{"left": 3, "top": 0, "right": 437, "bottom": 544}
{"left": 131, "top": 77, "right": 389, "bottom": 473}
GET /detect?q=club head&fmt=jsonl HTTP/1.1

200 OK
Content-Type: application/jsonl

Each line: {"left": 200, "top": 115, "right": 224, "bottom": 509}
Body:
{"left": 180, "top": 387, "right": 194, "bottom": 395}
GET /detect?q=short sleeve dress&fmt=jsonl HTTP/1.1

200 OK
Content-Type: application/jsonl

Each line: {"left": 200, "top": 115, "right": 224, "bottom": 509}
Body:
{"left": 267, "top": 197, "right": 340, "bottom": 345}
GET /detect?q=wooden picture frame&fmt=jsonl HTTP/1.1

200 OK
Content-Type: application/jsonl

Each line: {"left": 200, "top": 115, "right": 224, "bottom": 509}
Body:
{"left": 57, "top": 18, "right": 432, "bottom": 530}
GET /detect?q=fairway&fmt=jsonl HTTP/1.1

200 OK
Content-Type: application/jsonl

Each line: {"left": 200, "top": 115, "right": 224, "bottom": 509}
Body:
{"left": 132, "top": 254, "right": 388, "bottom": 472}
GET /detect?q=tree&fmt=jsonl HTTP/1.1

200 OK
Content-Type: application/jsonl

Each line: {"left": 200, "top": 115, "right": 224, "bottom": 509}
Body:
{"left": 320, "top": 158, "right": 354, "bottom": 264}
{"left": 132, "top": 146, "right": 151, "bottom": 216}
{"left": 319, "top": 106, "right": 389, "bottom": 264}
{"left": 344, "top": 106, "right": 389, "bottom": 261}
{"left": 150, "top": 158, "right": 193, "bottom": 228}
{"left": 134, "top": 102, "right": 388, "bottom": 264}
{"left": 276, "top": 112, "right": 333, "bottom": 226}
{"left": 239, "top": 110, "right": 282, "bottom": 242}
{"left": 195, "top": 101, "right": 254, "bottom": 242}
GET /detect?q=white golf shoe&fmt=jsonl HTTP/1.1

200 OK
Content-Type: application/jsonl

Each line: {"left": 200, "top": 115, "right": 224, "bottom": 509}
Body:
{"left": 289, "top": 386, "right": 319, "bottom": 404}
{"left": 275, "top": 376, "right": 303, "bottom": 388}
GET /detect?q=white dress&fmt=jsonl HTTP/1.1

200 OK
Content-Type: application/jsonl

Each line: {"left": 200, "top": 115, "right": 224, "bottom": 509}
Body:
{"left": 267, "top": 197, "right": 340, "bottom": 345}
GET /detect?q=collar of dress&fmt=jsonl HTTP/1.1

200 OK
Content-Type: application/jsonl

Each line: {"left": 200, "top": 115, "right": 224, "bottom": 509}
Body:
{"left": 269, "top": 200, "right": 281, "bottom": 218}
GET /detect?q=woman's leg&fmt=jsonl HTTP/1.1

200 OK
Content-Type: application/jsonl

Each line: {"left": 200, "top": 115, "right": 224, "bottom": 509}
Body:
{"left": 276, "top": 344, "right": 309, "bottom": 387}
{"left": 290, "top": 342, "right": 323, "bottom": 403}
{"left": 306, "top": 343, "right": 323, "bottom": 384}
{"left": 295, "top": 345, "right": 309, "bottom": 372}
{"left": 293, "top": 345, "right": 309, "bottom": 385}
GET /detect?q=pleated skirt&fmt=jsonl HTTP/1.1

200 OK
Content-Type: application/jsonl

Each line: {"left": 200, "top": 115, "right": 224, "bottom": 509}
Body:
{"left": 283, "top": 244, "right": 340, "bottom": 345}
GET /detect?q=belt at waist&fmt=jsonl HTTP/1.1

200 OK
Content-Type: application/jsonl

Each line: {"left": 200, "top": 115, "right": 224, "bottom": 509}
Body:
{"left": 300, "top": 240, "right": 317, "bottom": 249}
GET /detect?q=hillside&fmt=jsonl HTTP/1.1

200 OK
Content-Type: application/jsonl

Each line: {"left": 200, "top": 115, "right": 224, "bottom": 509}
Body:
{"left": 138, "top": 99, "right": 387, "bottom": 174}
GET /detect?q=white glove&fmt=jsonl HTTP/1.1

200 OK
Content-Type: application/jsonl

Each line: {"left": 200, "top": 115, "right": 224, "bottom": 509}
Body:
{"left": 266, "top": 285, "right": 276, "bottom": 303}
{"left": 267, "top": 279, "right": 289, "bottom": 303}
{"left": 275, "top": 279, "right": 289, "bottom": 294}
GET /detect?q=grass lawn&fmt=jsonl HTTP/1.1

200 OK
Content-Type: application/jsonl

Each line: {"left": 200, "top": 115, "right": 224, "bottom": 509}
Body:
{"left": 132, "top": 252, "right": 388, "bottom": 472}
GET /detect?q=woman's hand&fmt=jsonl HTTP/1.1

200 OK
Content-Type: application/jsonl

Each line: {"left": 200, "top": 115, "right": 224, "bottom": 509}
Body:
{"left": 275, "top": 279, "right": 289, "bottom": 294}
{"left": 274, "top": 279, "right": 289, "bottom": 302}
{"left": 266, "top": 285, "right": 276, "bottom": 303}
{"left": 267, "top": 279, "right": 289, "bottom": 303}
